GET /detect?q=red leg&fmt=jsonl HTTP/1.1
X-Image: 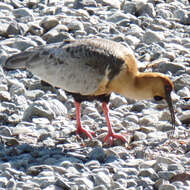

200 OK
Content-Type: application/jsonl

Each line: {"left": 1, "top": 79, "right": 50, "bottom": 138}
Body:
{"left": 102, "top": 102, "right": 127, "bottom": 145}
{"left": 75, "top": 101, "right": 95, "bottom": 139}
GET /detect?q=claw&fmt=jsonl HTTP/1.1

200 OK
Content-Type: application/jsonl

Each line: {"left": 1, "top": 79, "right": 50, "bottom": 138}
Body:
{"left": 76, "top": 126, "right": 95, "bottom": 139}
{"left": 104, "top": 132, "right": 127, "bottom": 145}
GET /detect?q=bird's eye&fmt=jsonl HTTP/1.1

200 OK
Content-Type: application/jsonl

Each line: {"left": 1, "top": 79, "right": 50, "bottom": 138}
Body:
{"left": 154, "top": 96, "right": 163, "bottom": 101}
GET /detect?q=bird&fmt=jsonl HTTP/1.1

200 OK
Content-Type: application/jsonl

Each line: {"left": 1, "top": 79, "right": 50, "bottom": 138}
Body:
{"left": 3, "top": 38, "right": 175, "bottom": 145}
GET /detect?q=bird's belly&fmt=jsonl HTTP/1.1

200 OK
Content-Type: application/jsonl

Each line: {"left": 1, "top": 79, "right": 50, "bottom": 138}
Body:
{"left": 28, "top": 62, "right": 102, "bottom": 95}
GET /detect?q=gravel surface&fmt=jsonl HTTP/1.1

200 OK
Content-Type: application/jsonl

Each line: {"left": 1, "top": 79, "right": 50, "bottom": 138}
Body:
{"left": 0, "top": 0, "right": 190, "bottom": 189}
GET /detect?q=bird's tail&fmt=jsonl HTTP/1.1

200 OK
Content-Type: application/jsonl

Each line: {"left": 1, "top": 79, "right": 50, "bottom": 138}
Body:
{"left": 3, "top": 51, "right": 31, "bottom": 69}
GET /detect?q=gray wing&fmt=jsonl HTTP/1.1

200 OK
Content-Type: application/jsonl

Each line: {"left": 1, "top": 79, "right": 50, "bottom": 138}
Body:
{"left": 4, "top": 39, "right": 131, "bottom": 95}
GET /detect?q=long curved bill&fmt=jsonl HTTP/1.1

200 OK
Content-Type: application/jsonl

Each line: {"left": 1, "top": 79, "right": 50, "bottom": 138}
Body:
{"left": 165, "top": 90, "right": 175, "bottom": 129}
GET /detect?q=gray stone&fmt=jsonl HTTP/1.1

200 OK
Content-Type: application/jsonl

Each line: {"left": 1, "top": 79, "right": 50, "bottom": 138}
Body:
{"left": 10, "top": 0, "right": 23, "bottom": 8}
{"left": 130, "top": 103, "right": 146, "bottom": 112}
{"left": 32, "top": 172, "right": 55, "bottom": 188}
{"left": 142, "top": 31, "right": 164, "bottom": 44}
{"left": 48, "top": 99, "right": 68, "bottom": 117}
{"left": 28, "top": 24, "right": 43, "bottom": 36}
{"left": 124, "top": 115, "right": 139, "bottom": 124}
{"left": 12, "top": 38, "right": 37, "bottom": 51}
{"left": 42, "top": 29, "right": 71, "bottom": 44}
{"left": 173, "top": 9, "right": 187, "bottom": 24}
{"left": 13, "top": 8, "right": 34, "bottom": 19}
{"left": 25, "top": 89, "right": 44, "bottom": 100}
{"left": 123, "top": 2, "right": 136, "bottom": 14}
{"left": 140, "top": 126, "right": 156, "bottom": 134}
{"left": 56, "top": 89, "right": 67, "bottom": 102}
{"left": 75, "top": 9, "right": 89, "bottom": 17}
{"left": 147, "top": 131, "right": 167, "bottom": 140}
{"left": 0, "top": 20, "right": 9, "bottom": 37}
{"left": 67, "top": 20, "right": 84, "bottom": 31}
{"left": 139, "top": 115, "right": 158, "bottom": 126}
{"left": 29, "top": 36, "right": 46, "bottom": 46}
{"left": 0, "top": 177, "right": 8, "bottom": 188}
{"left": 18, "top": 23, "right": 29, "bottom": 35}
{"left": 125, "top": 35, "right": 140, "bottom": 47}
{"left": 97, "top": 0, "right": 121, "bottom": 9}
{"left": 8, "top": 79, "right": 26, "bottom": 96}
{"left": 154, "top": 178, "right": 168, "bottom": 190}
{"left": 6, "top": 178, "right": 16, "bottom": 190}
{"left": 85, "top": 160, "right": 100, "bottom": 170}
{"left": 23, "top": 100, "right": 55, "bottom": 121}
{"left": 177, "top": 87, "right": 190, "bottom": 98}
{"left": 134, "top": 131, "right": 147, "bottom": 141}
{"left": 0, "top": 49, "right": 8, "bottom": 66}
{"left": 40, "top": 16, "right": 59, "bottom": 31}
{"left": 88, "top": 147, "right": 106, "bottom": 162}
{"left": 0, "top": 163, "right": 11, "bottom": 171}
{"left": 0, "top": 126, "right": 12, "bottom": 136}
{"left": 74, "top": 177, "right": 93, "bottom": 189}
{"left": 174, "top": 74, "right": 190, "bottom": 91}
{"left": 159, "top": 184, "right": 176, "bottom": 190}
{"left": 73, "top": 0, "right": 97, "bottom": 9}
{"left": 137, "top": 3, "right": 156, "bottom": 17}
{"left": 167, "top": 164, "right": 184, "bottom": 172}
{"left": 153, "top": 162, "right": 168, "bottom": 173}
{"left": 93, "top": 185, "right": 107, "bottom": 190}
{"left": 113, "top": 171, "right": 128, "bottom": 180}
{"left": 111, "top": 181, "right": 126, "bottom": 189}
{"left": 2, "top": 38, "right": 37, "bottom": 51}
{"left": 0, "top": 91, "right": 11, "bottom": 101}
{"left": 123, "top": 167, "right": 138, "bottom": 176}
{"left": 110, "top": 94, "right": 127, "bottom": 107}
{"left": 43, "top": 184, "right": 63, "bottom": 190}
{"left": 158, "top": 62, "right": 186, "bottom": 74}
{"left": 16, "top": 181, "right": 40, "bottom": 189}
{"left": 139, "top": 168, "right": 159, "bottom": 181}
{"left": 107, "top": 12, "right": 131, "bottom": 23}
{"left": 55, "top": 176, "right": 71, "bottom": 189}
{"left": 1, "top": 136, "right": 19, "bottom": 146}
{"left": 158, "top": 171, "right": 176, "bottom": 180}
{"left": 126, "top": 179, "right": 137, "bottom": 188}
{"left": 0, "top": 2, "right": 14, "bottom": 11}
{"left": 179, "top": 110, "right": 190, "bottom": 124}
{"left": 93, "top": 171, "right": 111, "bottom": 188}
{"left": 7, "top": 21, "right": 22, "bottom": 36}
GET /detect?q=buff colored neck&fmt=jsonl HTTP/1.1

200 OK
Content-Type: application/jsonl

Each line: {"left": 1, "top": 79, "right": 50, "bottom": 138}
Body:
{"left": 110, "top": 71, "right": 166, "bottom": 100}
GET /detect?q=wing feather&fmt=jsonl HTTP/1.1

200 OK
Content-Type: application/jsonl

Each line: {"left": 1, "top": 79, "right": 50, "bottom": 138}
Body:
{"left": 4, "top": 39, "right": 132, "bottom": 95}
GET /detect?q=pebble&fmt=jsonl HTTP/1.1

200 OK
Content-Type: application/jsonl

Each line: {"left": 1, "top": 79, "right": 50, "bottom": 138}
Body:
{"left": 159, "top": 184, "right": 176, "bottom": 190}
{"left": 142, "top": 30, "right": 164, "bottom": 44}
{"left": 0, "top": 0, "right": 189, "bottom": 189}
{"left": 13, "top": 8, "right": 34, "bottom": 19}
{"left": 133, "top": 131, "right": 147, "bottom": 141}
{"left": 179, "top": 110, "right": 190, "bottom": 124}
{"left": 87, "top": 147, "right": 106, "bottom": 162}
{"left": 40, "top": 16, "right": 59, "bottom": 31}
{"left": 0, "top": 2, "right": 14, "bottom": 12}
{"left": 28, "top": 23, "right": 43, "bottom": 36}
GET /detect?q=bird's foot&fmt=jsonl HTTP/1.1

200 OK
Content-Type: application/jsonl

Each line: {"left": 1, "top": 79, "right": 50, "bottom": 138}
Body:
{"left": 76, "top": 126, "right": 95, "bottom": 140}
{"left": 104, "top": 132, "right": 127, "bottom": 145}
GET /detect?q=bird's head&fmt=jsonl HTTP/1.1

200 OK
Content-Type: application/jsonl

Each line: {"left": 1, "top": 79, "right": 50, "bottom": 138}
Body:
{"left": 148, "top": 73, "right": 175, "bottom": 129}
{"left": 134, "top": 72, "right": 175, "bottom": 128}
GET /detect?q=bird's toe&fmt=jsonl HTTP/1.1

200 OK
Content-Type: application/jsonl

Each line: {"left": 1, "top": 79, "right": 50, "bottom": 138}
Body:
{"left": 76, "top": 126, "right": 95, "bottom": 140}
{"left": 104, "top": 132, "right": 127, "bottom": 145}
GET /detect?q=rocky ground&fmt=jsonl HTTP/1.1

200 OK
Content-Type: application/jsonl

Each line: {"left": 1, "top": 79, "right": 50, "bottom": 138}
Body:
{"left": 0, "top": 0, "right": 190, "bottom": 189}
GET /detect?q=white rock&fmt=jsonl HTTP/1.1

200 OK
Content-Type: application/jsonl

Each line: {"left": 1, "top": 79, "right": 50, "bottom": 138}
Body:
{"left": 0, "top": 2, "right": 14, "bottom": 11}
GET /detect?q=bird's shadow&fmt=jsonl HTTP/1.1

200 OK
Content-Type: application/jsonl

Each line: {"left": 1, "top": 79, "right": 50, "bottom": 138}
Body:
{"left": 0, "top": 141, "right": 120, "bottom": 176}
